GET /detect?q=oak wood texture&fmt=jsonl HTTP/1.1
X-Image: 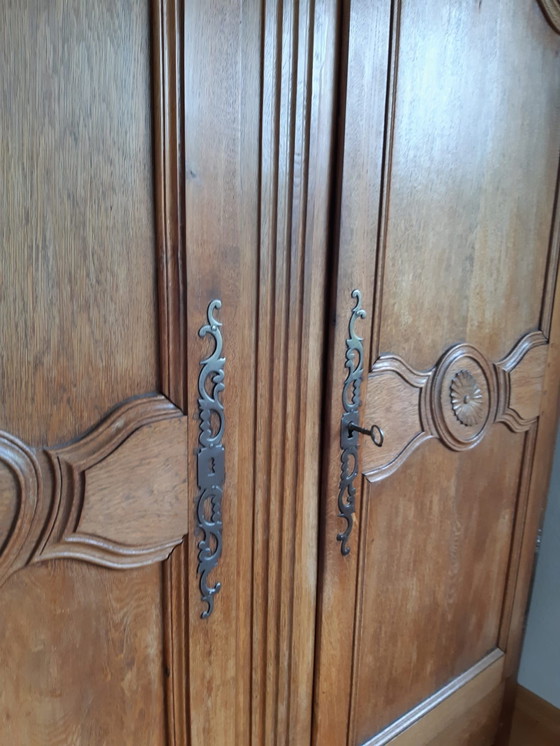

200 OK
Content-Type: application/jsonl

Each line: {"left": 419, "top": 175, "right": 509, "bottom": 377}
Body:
{"left": 312, "top": 2, "right": 393, "bottom": 743}
{"left": 313, "top": 1, "right": 560, "bottom": 745}
{"left": 250, "top": 1, "right": 337, "bottom": 743}
{"left": 353, "top": 429, "right": 523, "bottom": 742}
{"left": 362, "top": 332, "right": 549, "bottom": 480}
{"left": 0, "top": 396, "right": 188, "bottom": 585}
{"left": 496, "top": 170, "right": 560, "bottom": 745}
{"left": 365, "top": 650, "right": 504, "bottom": 746}
{"left": 156, "top": 0, "right": 335, "bottom": 742}
{"left": 151, "top": 1, "right": 190, "bottom": 741}
{"left": 2, "top": 0, "right": 336, "bottom": 742}
{"left": 0, "top": 2, "right": 171, "bottom": 743}
{"left": 0, "top": 563, "right": 168, "bottom": 746}
{"left": 2, "top": 0, "right": 560, "bottom": 743}
{"left": 0, "top": 0, "right": 159, "bottom": 448}
{"left": 509, "top": 686, "right": 560, "bottom": 746}
{"left": 180, "top": 2, "right": 259, "bottom": 742}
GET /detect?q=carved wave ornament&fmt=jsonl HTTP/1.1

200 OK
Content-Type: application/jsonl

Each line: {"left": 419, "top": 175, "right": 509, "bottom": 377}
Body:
{"left": 0, "top": 395, "right": 189, "bottom": 587}
{"left": 361, "top": 331, "right": 549, "bottom": 482}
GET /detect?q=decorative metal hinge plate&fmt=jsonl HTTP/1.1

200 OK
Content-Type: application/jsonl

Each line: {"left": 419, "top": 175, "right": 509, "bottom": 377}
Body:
{"left": 196, "top": 299, "right": 225, "bottom": 618}
{"left": 337, "top": 289, "right": 366, "bottom": 555}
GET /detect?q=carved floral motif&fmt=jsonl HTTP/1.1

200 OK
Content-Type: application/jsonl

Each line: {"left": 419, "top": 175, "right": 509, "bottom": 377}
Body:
{"left": 450, "top": 370, "right": 484, "bottom": 426}
{"left": 362, "top": 332, "right": 549, "bottom": 483}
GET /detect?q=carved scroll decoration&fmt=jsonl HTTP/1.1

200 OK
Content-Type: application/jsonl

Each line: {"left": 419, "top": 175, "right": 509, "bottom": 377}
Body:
{"left": 337, "top": 290, "right": 367, "bottom": 555}
{"left": 361, "top": 331, "right": 549, "bottom": 482}
{"left": 0, "top": 395, "right": 189, "bottom": 586}
{"left": 196, "top": 299, "right": 226, "bottom": 618}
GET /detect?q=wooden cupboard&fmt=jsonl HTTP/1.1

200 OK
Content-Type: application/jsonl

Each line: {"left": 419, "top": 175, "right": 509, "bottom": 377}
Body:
{"left": 1, "top": 1, "right": 559, "bottom": 744}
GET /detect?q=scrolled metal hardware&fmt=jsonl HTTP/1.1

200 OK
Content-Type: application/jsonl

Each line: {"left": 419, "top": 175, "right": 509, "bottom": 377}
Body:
{"left": 196, "top": 299, "right": 225, "bottom": 619}
{"left": 348, "top": 423, "right": 384, "bottom": 447}
{"left": 337, "top": 289, "right": 367, "bottom": 555}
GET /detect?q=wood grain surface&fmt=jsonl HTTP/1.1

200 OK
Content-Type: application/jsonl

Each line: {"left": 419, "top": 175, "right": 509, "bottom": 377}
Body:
{"left": 0, "top": 2, "right": 167, "bottom": 743}
{"left": 312, "top": 2, "right": 393, "bottom": 742}
{"left": 353, "top": 430, "right": 523, "bottom": 742}
{"left": 0, "top": 562, "right": 167, "bottom": 746}
{"left": 314, "top": 1, "right": 560, "bottom": 745}
{"left": 509, "top": 686, "right": 560, "bottom": 746}
{"left": 2, "top": 1, "right": 559, "bottom": 744}
{"left": 366, "top": 651, "right": 504, "bottom": 746}
{"left": 361, "top": 332, "right": 550, "bottom": 480}
{"left": 0, "top": 0, "right": 159, "bottom": 448}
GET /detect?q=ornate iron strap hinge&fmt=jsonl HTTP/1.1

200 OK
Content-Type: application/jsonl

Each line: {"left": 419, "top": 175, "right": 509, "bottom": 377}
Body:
{"left": 196, "top": 299, "right": 225, "bottom": 618}
{"left": 337, "top": 290, "right": 366, "bottom": 555}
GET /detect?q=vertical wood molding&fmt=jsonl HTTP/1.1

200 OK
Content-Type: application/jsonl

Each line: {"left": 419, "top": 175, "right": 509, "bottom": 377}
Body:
{"left": 181, "top": 2, "right": 260, "bottom": 742}
{"left": 152, "top": 1, "right": 189, "bottom": 743}
{"left": 153, "top": 0, "right": 186, "bottom": 412}
{"left": 252, "top": 0, "right": 336, "bottom": 742}
{"left": 541, "top": 161, "right": 560, "bottom": 337}
{"left": 347, "top": 1, "right": 401, "bottom": 740}
{"left": 312, "top": 1, "right": 393, "bottom": 743}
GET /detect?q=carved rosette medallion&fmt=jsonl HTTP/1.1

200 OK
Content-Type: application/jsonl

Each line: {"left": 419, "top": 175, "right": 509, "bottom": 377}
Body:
{"left": 362, "top": 332, "right": 549, "bottom": 482}
{"left": 450, "top": 370, "right": 484, "bottom": 426}
{"left": 429, "top": 343, "right": 497, "bottom": 452}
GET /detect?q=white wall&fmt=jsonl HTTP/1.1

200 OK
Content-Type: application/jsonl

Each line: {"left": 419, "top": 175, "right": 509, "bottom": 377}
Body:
{"left": 517, "top": 426, "right": 560, "bottom": 708}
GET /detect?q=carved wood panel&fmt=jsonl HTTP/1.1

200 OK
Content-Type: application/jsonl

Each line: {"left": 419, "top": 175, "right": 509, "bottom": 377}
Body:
{"left": 313, "top": 1, "right": 560, "bottom": 744}
{"left": 362, "top": 332, "right": 549, "bottom": 481}
{"left": 0, "top": 395, "right": 188, "bottom": 587}
{"left": 1, "top": 2, "right": 176, "bottom": 742}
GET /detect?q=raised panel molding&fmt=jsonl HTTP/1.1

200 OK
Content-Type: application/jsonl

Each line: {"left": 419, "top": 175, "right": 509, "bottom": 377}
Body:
{"left": 0, "top": 432, "right": 41, "bottom": 586}
{"left": 362, "top": 332, "right": 549, "bottom": 481}
{"left": 537, "top": 0, "right": 560, "bottom": 33}
{"left": 0, "top": 394, "right": 188, "bottom": 585}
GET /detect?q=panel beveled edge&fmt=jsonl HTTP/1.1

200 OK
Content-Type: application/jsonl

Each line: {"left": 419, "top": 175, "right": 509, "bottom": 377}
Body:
{"left": 36, "top": 395, "right": 187, "bottom": 568}
{"left": 362, "top": 332, "right": 550, "bottom": 482}
{"left": 362, "top": 649, "right": 504, "bottom": 746}
{"left": 537, "top": 0, "right": 560, "bottom": 33}
{"left": 362, "top": 354, "right": 433, "bottom": 484}
{"left": 0, "top": 395, "right": 188, "bottom": 584}
{"left": 0, "top": 432, "right": 41, "bottom": 585}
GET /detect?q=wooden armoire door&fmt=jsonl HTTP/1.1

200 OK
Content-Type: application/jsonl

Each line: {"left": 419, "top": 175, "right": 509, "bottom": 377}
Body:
{"left": 314, "top": 1, "right": 560, "bottom": 745}
{"left": 1, "top": 1, "right": 334, "bottom": 744}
